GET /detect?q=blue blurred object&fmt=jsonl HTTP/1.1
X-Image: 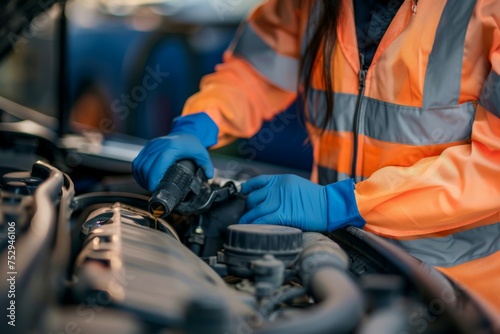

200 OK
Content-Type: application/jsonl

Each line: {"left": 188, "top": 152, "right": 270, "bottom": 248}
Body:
{"left": 237, "top": 105, "right": 312, "bottom": 171}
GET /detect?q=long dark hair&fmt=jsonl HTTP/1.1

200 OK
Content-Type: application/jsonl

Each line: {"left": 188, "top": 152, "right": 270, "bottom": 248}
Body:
{"left": 300, "top": 0, "right": 343, "bottom": 131}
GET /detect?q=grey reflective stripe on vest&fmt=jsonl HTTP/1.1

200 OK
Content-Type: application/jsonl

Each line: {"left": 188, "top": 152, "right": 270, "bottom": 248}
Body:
{"left": 383, "top": 222, "right": 500, "bottom": 267}
{"left": 363, "top": 99, "right": 475, "bottom": 144}
{"left": 423, "top": 0, "right": 476, "bottom": 108}
{"left": 308, "top": 90, "right": 475, "bottom": 144}
{"left": 317, "top": 165, "right": 355, "bottom": 185}
{"left": 479, "top": 70, "right": 500, "bottom": 119}
{"left": 307, "top": 90, "right": 357, "bottom": 132}
{"left": 232, "top": 24, "right": 299, "bottom": 92}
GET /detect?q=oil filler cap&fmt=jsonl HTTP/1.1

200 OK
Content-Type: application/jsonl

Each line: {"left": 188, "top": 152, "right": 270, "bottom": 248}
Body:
{"left": 224, "top": 224, "right": 303, "bottom": 277}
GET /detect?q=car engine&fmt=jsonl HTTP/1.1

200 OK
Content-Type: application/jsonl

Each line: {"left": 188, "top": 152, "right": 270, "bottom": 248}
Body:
{"left": 0, "top": 161, "right": 497, "bottom": 334}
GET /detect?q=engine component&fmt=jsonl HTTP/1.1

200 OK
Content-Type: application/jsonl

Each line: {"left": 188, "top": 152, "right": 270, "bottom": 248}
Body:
{"left": 237, "top": 232, "right": 364, "bottom": 334}
{"left": 223, "top": 224, "right": 303, "bottom": 277}
{"left": 252, "top": 254, "right": 285, "bottom": 298}
{"left": 0, "top": 161, "right": 74, "bottom": 334}
{"left": 148, "top": 159, "right": 239, "bottom": 219}
{"left": 74, "top": 202, "right": 254, "bottom": 328}
{"left": 148, "top": 159, "right": 202, "bottom": 218}
{"left": 1, "top": 161, "right": 498, "bottom": 334}
{"left": 80, "top": 203, "right": 178, "bottom": 240}
{"left": 1, "top": 171, "right": 43, "bottom": 195}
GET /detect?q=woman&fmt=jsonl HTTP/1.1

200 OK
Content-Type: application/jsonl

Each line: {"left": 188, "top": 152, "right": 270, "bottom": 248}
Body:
{"left": 133, "top": 0, "right": 500, "bottom": 314}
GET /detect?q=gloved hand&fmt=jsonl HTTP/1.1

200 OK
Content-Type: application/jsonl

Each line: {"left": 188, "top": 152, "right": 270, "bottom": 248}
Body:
{"left": 239, "top": 175, "right": 366, "bottom": 232}
{"left": 132, "top": 112, "right": 218, "bottom": 192}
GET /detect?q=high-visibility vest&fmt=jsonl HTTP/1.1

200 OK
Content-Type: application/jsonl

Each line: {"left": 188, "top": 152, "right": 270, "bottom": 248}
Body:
{"left": 182, "top": 0, "right": 500, "bottom": 315}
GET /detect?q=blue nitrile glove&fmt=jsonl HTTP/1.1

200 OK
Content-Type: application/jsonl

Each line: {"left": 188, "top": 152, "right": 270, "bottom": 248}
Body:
{"left": 132, "top": 112, "right": 218, "bottom": 192}
{"left": 239, "top": 175, "right": 366, "bottom": 232}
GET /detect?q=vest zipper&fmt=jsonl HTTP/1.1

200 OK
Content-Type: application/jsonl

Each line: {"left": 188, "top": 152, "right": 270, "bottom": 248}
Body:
{"left": 351, "top": 53, "right": 367, "bottom": 180}
{"left": 411, "top": 0, "right": 418, "bottom": 15}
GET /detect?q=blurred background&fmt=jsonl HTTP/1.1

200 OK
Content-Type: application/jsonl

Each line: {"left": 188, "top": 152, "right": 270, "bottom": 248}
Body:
{"left": 0, "top": 0, "right": 312, "bottom": 175}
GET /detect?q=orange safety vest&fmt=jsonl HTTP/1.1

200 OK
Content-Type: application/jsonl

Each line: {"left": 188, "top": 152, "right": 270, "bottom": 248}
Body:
{"left": 182, "top": 0, "right": 500, "bottom": 315}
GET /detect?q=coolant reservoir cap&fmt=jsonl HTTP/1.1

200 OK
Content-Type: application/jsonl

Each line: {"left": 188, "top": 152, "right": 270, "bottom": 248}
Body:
{"left": 224, "top": 225, "right": 303, "bottom": 277}
{"left": 225, "top": 224, "right": 303, "bottom": 255}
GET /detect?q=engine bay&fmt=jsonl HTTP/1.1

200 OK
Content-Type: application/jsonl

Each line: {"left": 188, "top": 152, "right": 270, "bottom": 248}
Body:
{"left": 0, "top": 161, "right": 497, "bottom": 334}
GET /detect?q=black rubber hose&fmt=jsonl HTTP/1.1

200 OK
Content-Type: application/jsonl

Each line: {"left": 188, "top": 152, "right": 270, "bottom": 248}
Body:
{"left": 254, "top": 233, "right": 364, "bottom": 334}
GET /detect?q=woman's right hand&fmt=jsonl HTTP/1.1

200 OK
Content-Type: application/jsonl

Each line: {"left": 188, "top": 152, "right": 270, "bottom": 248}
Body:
{"left": 132, "top": 133, "right": 213, "bottom": 192}
{"left": 132, "top": 112, "right": 218, "bottom": 192}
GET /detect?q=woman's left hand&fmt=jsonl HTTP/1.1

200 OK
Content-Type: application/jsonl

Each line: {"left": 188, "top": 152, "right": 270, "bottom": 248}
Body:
{"left": 239, "top": 174, "right": 329, "bottom": 231}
